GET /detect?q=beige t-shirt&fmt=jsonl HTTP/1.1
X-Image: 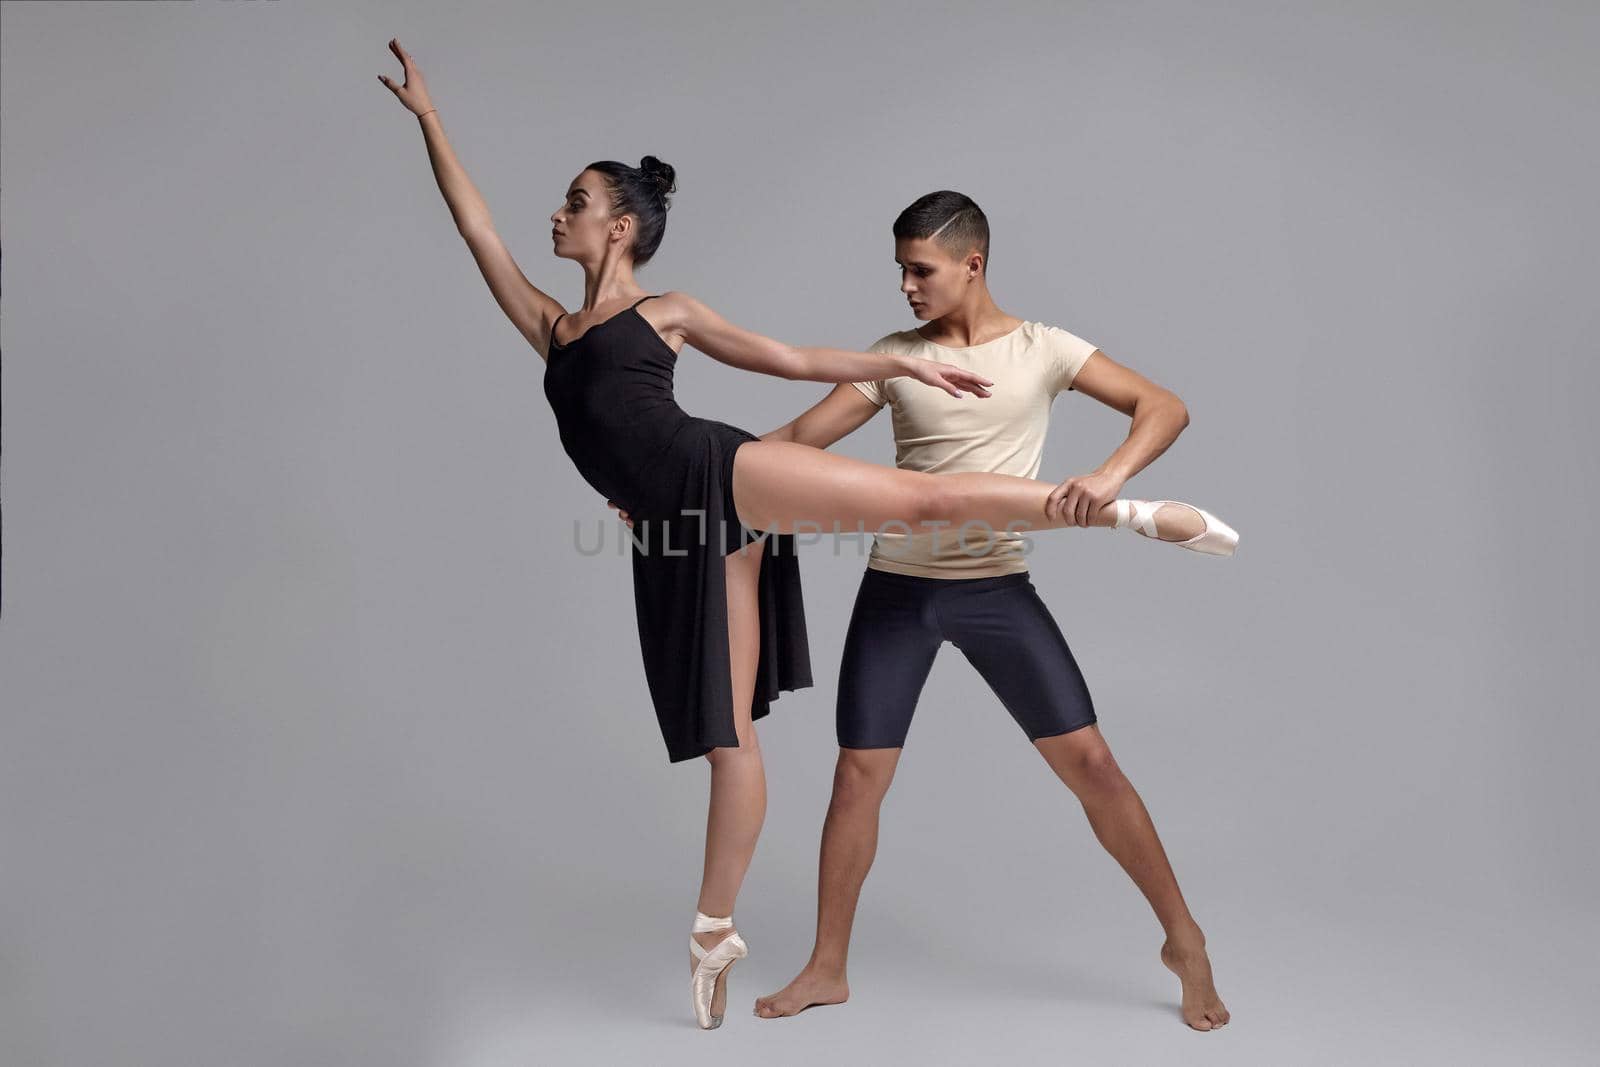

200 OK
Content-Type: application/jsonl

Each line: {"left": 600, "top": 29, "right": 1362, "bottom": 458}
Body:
{"left": 852, "top": 321, "right": 1098, "bottom": 578}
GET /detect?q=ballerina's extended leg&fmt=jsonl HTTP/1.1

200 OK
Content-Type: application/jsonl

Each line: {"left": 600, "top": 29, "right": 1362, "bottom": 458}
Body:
{"left": 731, "top": 443, "right": 1240, "bottom": 558}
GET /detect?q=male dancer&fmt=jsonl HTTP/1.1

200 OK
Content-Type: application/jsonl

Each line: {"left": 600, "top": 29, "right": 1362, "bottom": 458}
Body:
{"left": 748, "top": 192, "right": 1231, "bottom": 1030}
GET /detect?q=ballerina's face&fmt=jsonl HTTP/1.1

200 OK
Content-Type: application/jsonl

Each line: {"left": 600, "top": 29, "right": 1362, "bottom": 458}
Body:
{"left": 550, "top": 170, "right": 628, "bottom": 263}
{"left": 894, "top": 236, "right": 984, "bottom": 320}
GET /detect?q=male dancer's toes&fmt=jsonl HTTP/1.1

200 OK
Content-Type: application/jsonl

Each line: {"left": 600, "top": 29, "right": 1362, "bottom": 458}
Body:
{"left": 1160, "top": 930, "right": 1230, "bottom": 1030}
{"left": 753, "top": 967, "right": 850, "bottom": 1018}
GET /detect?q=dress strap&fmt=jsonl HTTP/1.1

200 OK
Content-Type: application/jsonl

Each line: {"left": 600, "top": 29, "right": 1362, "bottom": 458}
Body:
{"left": 549, "top": 310, "right": 569, "bottom": 347}
{"left": 630, "top": 294, "right": 661, "bottom": 310}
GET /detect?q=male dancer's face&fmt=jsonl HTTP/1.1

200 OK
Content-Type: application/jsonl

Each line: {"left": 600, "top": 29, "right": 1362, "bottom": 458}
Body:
{"left": 894, "top": 235, "right": 982, "bottom": 321}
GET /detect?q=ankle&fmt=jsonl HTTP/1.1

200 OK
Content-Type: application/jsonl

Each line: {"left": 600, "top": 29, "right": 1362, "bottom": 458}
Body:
{"left": 1162, "top": 922, "right": 1207, "bottom": 954}
{"left": 805, "top": 952, "right": 849, "bottom": 979}
{"left": 1115, "top": 500, "right": 1204, "bottom": 542}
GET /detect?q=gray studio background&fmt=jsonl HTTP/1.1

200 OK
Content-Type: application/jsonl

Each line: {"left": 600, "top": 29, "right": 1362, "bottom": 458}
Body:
{"left": 3, "top": 2, "right": 1595, "bottom": 1065}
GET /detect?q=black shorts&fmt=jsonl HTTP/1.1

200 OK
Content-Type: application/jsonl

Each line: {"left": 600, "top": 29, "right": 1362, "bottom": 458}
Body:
{"left": 836, "top": 568, "right": 1096, "bottom": 748}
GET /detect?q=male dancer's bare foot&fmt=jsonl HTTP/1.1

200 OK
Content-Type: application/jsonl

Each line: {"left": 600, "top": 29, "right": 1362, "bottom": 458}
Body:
{"left": 1160, "top": 929, "right": 1230, "bottom": 1031}
{"left": 752, "top": 966, "right": 850, "bottom": 1018}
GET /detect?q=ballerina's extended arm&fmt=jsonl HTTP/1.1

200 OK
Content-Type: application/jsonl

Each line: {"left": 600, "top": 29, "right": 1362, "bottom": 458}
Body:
{"left": 645, "top": 292, "right": 994, "bottom": 399}
{"left": 379, "top": 38, "right": 566, "bottom": 356}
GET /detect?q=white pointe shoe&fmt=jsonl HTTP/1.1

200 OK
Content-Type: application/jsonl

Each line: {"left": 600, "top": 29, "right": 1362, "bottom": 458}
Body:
{"left": 1113, "top": 499, "right": 1239, "bottom": 557}
{"left": 690, "top": 911, "right": 748, "bottom": 1030}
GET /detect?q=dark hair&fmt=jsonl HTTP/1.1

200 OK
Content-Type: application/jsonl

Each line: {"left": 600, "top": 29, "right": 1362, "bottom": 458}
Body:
{"left": 584, "top": 156, "right": 676, "bottom": 266}
{"left": 893, "top": 190, "right": 990, "bottom": 272}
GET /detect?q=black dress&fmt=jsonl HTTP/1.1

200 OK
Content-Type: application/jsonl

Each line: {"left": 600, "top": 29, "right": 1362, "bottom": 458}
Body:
{"left": 541, "top": 294, "right": 813, "bottom": 762}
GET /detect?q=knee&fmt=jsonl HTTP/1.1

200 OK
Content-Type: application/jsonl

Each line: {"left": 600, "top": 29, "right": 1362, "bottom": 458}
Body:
{"left": 1058, "top": 737, "right": 1127, "bottom": 795}
{"left": 831, "top": 749, "right": 896, "bottom": 807}
{"left": 907, "top": 474, "right": 957, "bottom": 528}
{"left": 704, "top": 728, "right": 761, "bottom": 767}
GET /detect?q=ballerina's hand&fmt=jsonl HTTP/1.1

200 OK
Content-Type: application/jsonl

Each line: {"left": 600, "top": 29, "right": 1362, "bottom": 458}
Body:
{"left": 1045, "top": 469, "right": 1124, "bottom": 526}
{"left": 907, "top": 360, "right": 994, "bottom": 398}
{"left": 606, "top": 499, "right": 635, "bottom": 529}
{"left": 377, "top": 38, "right": 437, "bottom": 116}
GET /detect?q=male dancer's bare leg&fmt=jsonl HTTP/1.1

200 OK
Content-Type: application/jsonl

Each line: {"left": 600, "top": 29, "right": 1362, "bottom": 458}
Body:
{"left": 689, "top": 537, "right": 768, "bottom": 1022}
{"left": 753, "top": 747, "right": 899, "bottom": 1018}
{"left": 1034, "top": 725, "right": 1230, "bottom": 1030}
{"left": 756, "top": 728, "right": 1230, "bottom": 1030}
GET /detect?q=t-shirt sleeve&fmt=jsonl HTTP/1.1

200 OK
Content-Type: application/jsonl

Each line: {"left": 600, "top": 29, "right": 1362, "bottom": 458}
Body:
{"left": 1047, "top": 325, "right": 1100, "bottom": 394}
{"left": 851, "top": 334, "right": 900, "bottom": 408}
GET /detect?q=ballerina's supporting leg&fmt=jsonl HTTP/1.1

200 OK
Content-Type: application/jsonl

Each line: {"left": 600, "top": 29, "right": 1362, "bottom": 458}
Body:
{"left": 731, "top": 440, "right": 1237, "bottom": 554}
{"left": 688, "top": 536, "right": 767, "bottom": 1028}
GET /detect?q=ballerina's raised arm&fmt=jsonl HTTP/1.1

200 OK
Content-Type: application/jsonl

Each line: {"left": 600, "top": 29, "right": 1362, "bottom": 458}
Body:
{"left": 379, "top": 38, "right": 566, "bottom": 356}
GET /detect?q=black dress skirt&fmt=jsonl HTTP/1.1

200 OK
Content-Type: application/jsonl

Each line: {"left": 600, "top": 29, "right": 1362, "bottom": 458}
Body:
{"left": 541, "top": 294, "right": 812, "bottom": 761}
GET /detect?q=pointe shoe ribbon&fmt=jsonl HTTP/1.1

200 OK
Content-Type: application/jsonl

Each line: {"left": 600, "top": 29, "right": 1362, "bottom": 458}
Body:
{"left": 690, "top": 911, "right": 748, "bottom": 1030}
{"left": 1114, "top": 499, "right": 1239, "bottom": 557}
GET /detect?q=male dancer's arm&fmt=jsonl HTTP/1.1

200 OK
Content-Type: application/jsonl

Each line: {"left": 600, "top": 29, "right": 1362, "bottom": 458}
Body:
{"left": 758, "top": 384, "right": 880, "bottom": 449}
{"left": 1045, "top": 351, "right": 1192, "bottom": 526}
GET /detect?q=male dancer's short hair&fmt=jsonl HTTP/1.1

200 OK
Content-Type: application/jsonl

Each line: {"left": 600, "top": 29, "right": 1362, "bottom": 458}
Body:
{"left": 892, "top": 191, "right": 991, "bottom": 272}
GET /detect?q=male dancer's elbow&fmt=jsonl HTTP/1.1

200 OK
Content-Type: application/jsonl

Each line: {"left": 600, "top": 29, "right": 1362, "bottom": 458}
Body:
{"left": 1159, "top": 390, "right": 1191, "bottom": 431}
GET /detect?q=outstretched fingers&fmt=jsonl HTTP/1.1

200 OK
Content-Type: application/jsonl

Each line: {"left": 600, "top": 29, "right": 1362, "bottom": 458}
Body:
{"left": 378, "top": 38, "right": 432, "bottom": 113}
{"left": 938, "top": 365, "right": 993, "bottom": 398}
{"left": 605, "top": 499, "right": 634, "bottom": 528}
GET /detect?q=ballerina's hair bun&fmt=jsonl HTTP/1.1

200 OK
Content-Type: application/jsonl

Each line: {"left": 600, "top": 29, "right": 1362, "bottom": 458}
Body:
{"left": 639, "top": 156, "right": 677, "bottom": 201}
